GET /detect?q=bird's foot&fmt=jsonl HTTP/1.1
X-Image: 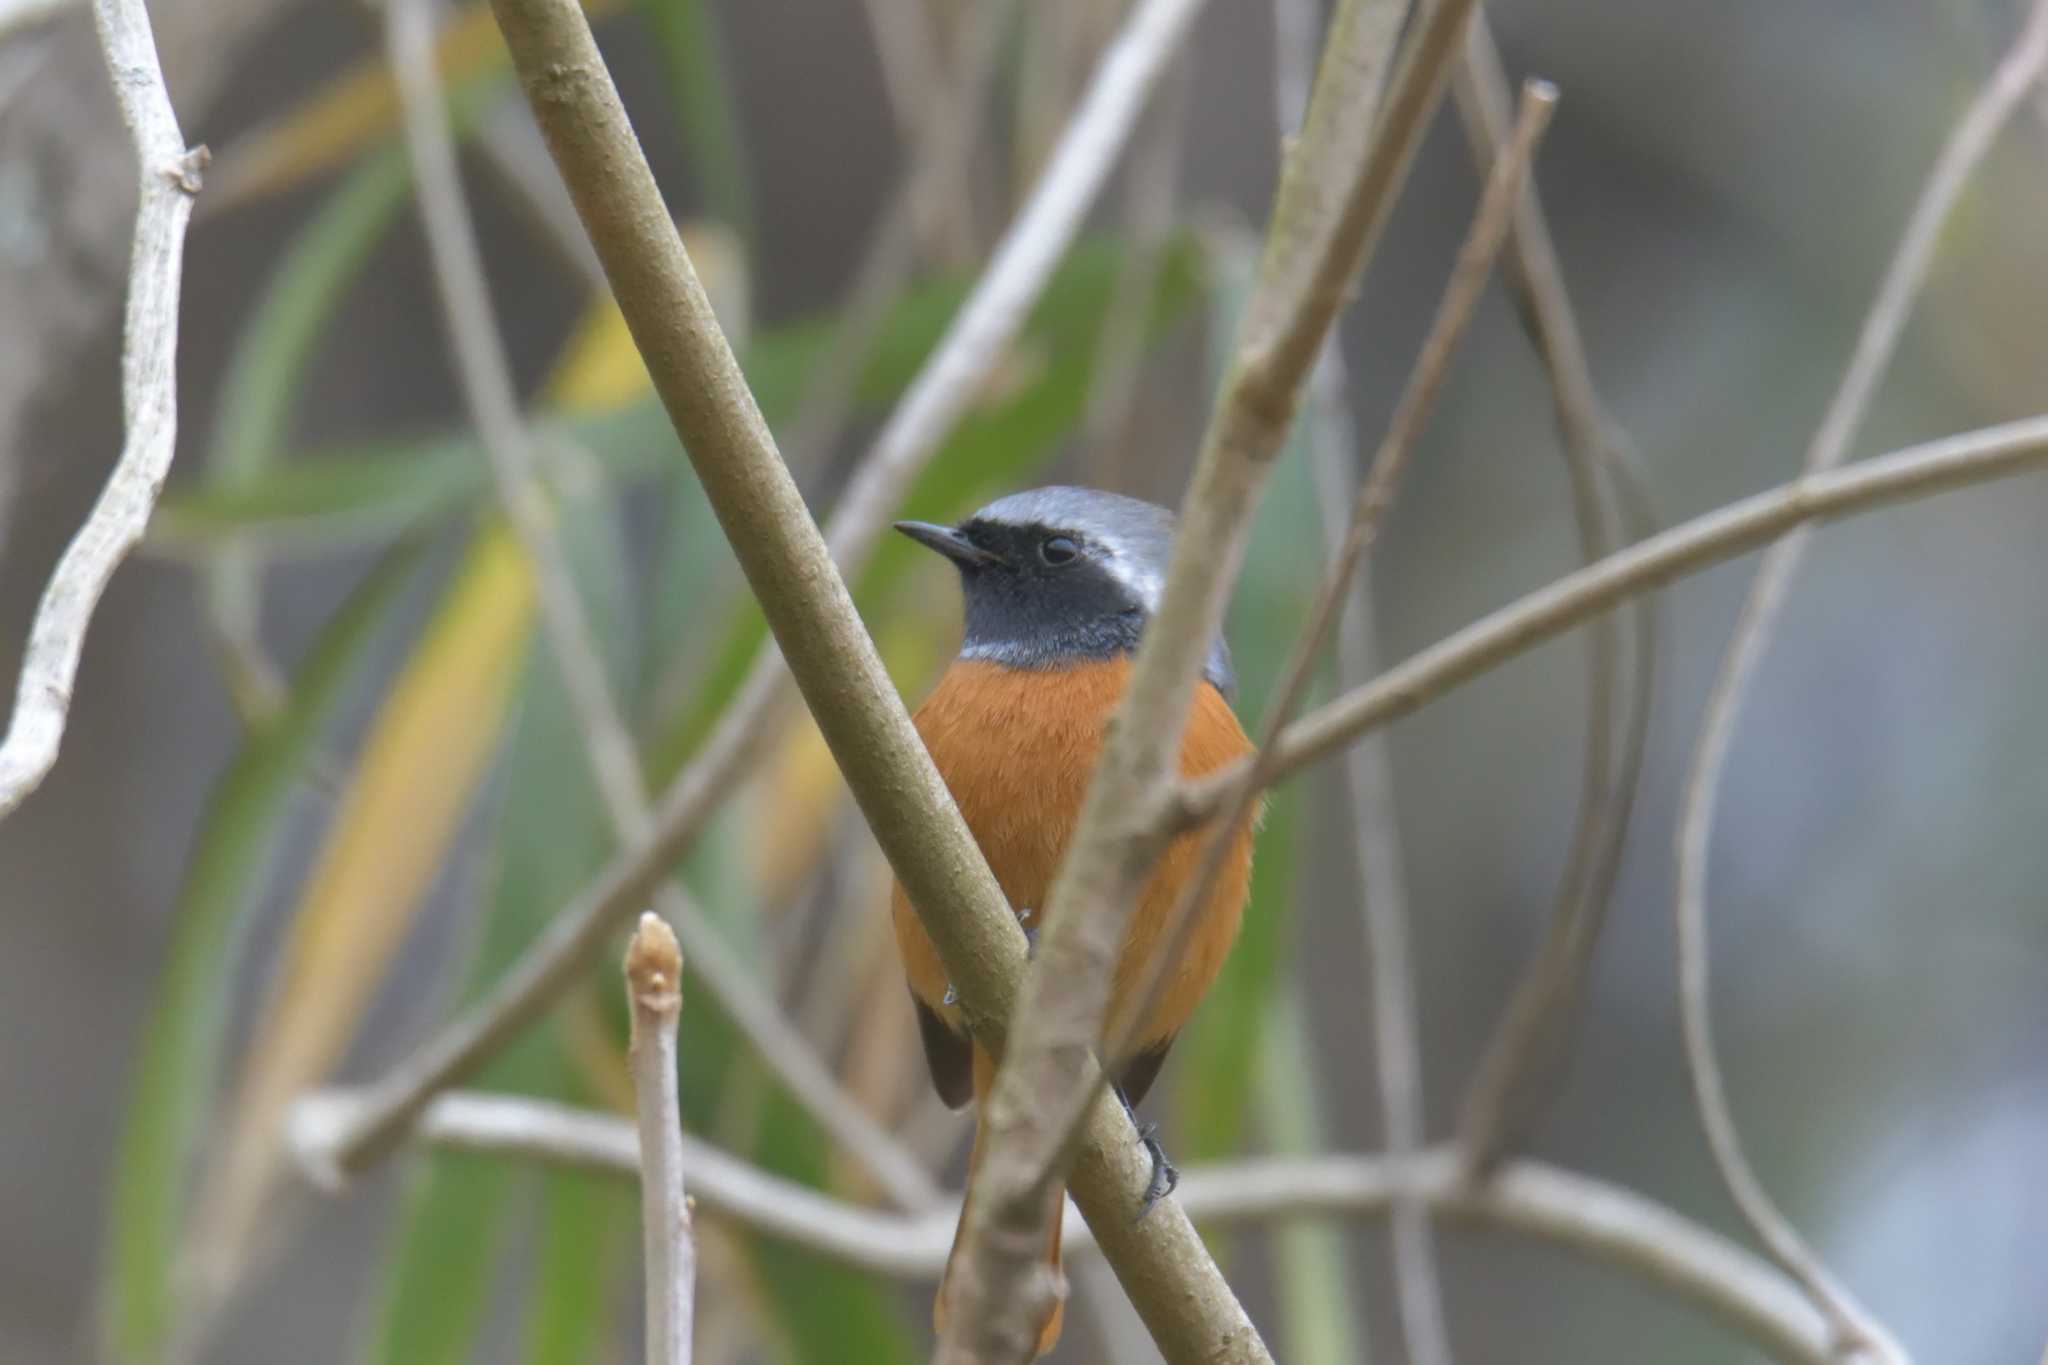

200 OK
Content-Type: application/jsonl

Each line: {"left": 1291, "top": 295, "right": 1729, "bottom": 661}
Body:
{"left": 1115, "top": 1086, "right": 1179, "bottom": 1221}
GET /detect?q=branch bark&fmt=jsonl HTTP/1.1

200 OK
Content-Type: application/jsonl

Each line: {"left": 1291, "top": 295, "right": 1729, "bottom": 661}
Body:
{"left": 383, "top": 0, "right": 938, "bottom": 1212}
{"left": 625, "top": 914, "right": 694, "bottom": 1365}
{"left": 1671, "top": 2, "right": 2048, "bottom": 1355}
{"left": 0, "top": 0, "right": 205, "bottom": 822}
{"left": 321, "top": 0, "right": 1264, "bottom": 1358}
{"left": 310, "top": 0, "right": 1210, "bottom": 1200}
{"left": 306, "top": 1088, "right": 1839, "bottom": 1365}
{"left": 943, "top": 2, "right": 1481, "bottom": 1357}
{"left": 1449, "top": 4, "right": 1661, "bottom": 1178}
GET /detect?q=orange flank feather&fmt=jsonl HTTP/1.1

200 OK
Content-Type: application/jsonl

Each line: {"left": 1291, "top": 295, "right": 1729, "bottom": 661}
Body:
{"left": 889, "top": 657, "right": 1256, "bottom": 1356}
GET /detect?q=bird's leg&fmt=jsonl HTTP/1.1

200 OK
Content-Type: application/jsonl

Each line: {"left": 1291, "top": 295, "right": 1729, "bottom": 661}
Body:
{"left": 1115, "top": 1084, "right": 1179, "bottom": 1219}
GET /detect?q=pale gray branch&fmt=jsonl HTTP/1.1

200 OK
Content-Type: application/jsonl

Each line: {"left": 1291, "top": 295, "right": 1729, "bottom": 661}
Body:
{"left": 0, "top": 0, "right": 203, "bottom": 822}
{"left": 1179, "top": 415, "right": 2048, "bottom": 822}
{"left": 383, "top": 0, "right": 939, "bottom": 1213}
{"left": 331, "top": 0, "right": 1261, "bottom": 1358}
{"left": 945, "top": 2, "right": 1481, "bottom": 1358}
{"left": 625, "top": 915, "right": 694, "bottom": 1365}
{"left": 316, "top": 0, "right": 1212, "bottom": 1213}
{"left": 1672, "top": 2, "right": 2048, "bottom": 1356}
{"left": 305, "top": 1088, "right": 1835, "bottom": 1365}
{"left": 1278, "top": 1, "right": 1449, "bottom": 1358}
{"left": 1449, "top": 6, "right": 1661, "bottom": 1179}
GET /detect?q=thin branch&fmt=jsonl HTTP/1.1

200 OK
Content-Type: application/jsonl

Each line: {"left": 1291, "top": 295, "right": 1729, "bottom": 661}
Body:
{"left": 1450, "top": 3, "right": 1660, "bottom": 1178}
{"left": 943, "top": 1, "right": 1484, "bottom": 1357}
{"left": 384, "top": 0, "right": 938, "bottom": 1212}
{"left": 310, "top": 1088, "right": 1838, "bottom": 1365}
{"left": 315, "top": 0, "right": 1211, "bottom": 1198}
{"left": 1111, "top": 77, "right": 1556, "bottom": 1080}
{"left": 625, "top": 914, "right": 694, "bottom": 1365}
{"left": 1673, "top": 3, "right": 2048, "bottom": 1356}
{"left": 1278, "top": 1, "right": 1447, "bottom": 1358}
{"left": 344, "top": 1, "right": 1263, "bottom": 1359}
{"left": 1177, "top": 414, "right": 2048, "bottom": 824}
{"left": 0, "top": 0, "right": 204, "bottom": 822}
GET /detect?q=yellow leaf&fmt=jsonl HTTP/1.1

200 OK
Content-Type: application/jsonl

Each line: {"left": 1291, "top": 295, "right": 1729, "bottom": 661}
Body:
{"left": 187, "top": 524, "right": 537, "bottom": 1307}
{"left": 205, "top": 0, "right": 624, "bottom": 212}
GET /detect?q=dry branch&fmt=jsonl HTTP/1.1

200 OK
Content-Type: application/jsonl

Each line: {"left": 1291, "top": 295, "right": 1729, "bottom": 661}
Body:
{"left": 383, "top": 0, "right": 937, "bottom": 1212}
{"left": 0, "top": 0, "right": 204, "bottom": 822}
{"left": 1671, "top": 2, "right": 2048, "bottom": 1355}
{"left": 941, "top": 0, "right": 1484, "bottom": 1357}
{"left": 323, "top": 0, "right": 1263, "bottom": 1357}
{"left": 1177, "top": 415, "right": 2048, "bottom": 822}
{"left": 304, "top": 1088, "right": 1839, "bottom": 1365}
{"left": 1449, "top": 4, "right": 1659, "bottom": 1178}
{"left": 313, "top": 0, "right": 1210, "bottom": 1206}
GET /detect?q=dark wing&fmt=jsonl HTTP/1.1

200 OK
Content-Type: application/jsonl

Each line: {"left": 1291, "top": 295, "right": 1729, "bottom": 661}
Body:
{"left": 1116, "top": 1034, "right": 1176, "bottom": 1108}
{"left": 913, "top": 994, "right": 974, "bottom": 1109}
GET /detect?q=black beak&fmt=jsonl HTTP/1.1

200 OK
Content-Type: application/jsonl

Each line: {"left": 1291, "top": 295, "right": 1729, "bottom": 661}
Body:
{"left": 894, "top": 520, "right": 1001, "bottom": 568}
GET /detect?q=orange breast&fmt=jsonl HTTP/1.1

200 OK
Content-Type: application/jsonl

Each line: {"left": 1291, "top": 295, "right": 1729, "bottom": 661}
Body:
{"left": 890, "top": 658, "right": 1256, "bottom": 1050}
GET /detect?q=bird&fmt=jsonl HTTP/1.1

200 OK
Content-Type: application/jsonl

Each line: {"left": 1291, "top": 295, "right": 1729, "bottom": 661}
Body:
{"left": 889, "top": 485, "right": 1257, "bottom": 1357}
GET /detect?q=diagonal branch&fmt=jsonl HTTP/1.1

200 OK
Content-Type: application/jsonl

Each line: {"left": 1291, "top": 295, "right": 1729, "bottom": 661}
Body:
{"left": 1450, "top": 4, "right": 1661, "bottom": 1178}
{"left": 330, "top": 0, "right": 1264, "bottom": 1359}
{"left": 0, "top": 0, "right": 205, "bottom": 823}
{"left": 941, "top": 1, "right": 1485, "bottom": 1358}
{"left": 382, "top": 0, "right": 938, "bottom": 1212}
{"left": 311, "top": 0, "right": 1211, "bottom": 1201}
{"left": 307, "top": 1087, "right": 1841, "bottom": 1365}
{"left": 1672, "top": 2, "right": 2048, "bottom": 1355}
{"left": 1176, "top": 415, "right": 2048, "bottom": 824}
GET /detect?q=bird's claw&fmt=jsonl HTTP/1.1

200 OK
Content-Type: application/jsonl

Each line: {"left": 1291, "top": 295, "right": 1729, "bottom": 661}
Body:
{"left": 1134, "top": 1124, "right": 1179, "bottom": 1222}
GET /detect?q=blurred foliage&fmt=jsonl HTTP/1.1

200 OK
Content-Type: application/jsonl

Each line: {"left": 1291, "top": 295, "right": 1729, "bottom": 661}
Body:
{"left": 101, "top": 538, "right": 429, "bottom": 1362}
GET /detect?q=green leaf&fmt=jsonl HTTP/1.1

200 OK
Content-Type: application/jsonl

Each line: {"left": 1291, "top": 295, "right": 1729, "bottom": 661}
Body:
{"left": 154, "top": 407, "right": 681, "bottom": 555}
{"left": 364, "top": 494, "right": 635, "bottom": 1365}
{"left": 633, "top": 0, "right": 754, "bottom": 237}
{"left": 101, "top": 538, "right": 430, "bottom": 1363}
{"left": 1259, "top": 987, "right": 1367, "bottom": 1365}
{"left": 203, "top": 144, "right": 412, "bottom": 645}
{"left": 524, "top": 1171, "right": 633, "bottom": 1364}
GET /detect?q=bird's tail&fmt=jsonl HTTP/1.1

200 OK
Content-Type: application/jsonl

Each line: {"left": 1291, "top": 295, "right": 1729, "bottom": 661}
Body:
{"left": 936, "top": 1056, "right": 1066, "bottom": 1356}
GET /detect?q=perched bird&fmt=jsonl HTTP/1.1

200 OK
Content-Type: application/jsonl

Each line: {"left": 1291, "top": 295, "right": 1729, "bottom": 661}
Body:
{"left": 889, "top": 486, "right": 1257, "bottom": 1356}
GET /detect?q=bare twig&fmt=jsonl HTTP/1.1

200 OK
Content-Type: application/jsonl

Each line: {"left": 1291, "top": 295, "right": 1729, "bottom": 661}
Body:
{"left": 1112, "top": 76, "right": 1556, "bottom": 1083}
{"left": 1177, "top": 414, "right": 2048, "bottom": 823}
{"left": 347, "top": 0, "right": 1263, "bottom": 1357}
{"left": 311, "top": 1088, "right": 1839, "bottom": 1365}
{"left": 1450, "top": 3, "right": 1660, "bottom": 1178}
{"left": 0, "top": 0, "right": 204, "bottom": 822}
{"left": 1275, "top": 2, "right": 1447, "bottom": 1357}
{"left": 943, "top": 2, "right": 1485, "bottom": 1357}
{"left": 1672, "top": 3, "right": 2048, "bottom": 1356}
{"left": 384, "top": 0, "right": 938, "bottom": 1212}
{"left": 625, "top": 915, "right": 694, "bottom": 1365}
{"left": 315, "top": 0, "right": 1213, "bottom": 1199}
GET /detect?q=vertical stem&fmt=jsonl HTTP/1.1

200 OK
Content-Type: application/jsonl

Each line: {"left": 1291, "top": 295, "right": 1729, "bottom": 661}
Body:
{"left": 626, "top": 913, "right": 694, "bottom": 1365}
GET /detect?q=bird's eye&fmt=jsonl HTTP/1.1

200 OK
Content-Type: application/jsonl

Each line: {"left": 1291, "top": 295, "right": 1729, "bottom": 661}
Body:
{"left": 1039, "top": 535, "right": 1078, "bottom": 566}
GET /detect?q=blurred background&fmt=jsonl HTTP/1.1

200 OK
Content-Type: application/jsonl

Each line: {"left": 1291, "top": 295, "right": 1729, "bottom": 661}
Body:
{"left": 3, "top": 0, "right": 2046, "bottom": 1361}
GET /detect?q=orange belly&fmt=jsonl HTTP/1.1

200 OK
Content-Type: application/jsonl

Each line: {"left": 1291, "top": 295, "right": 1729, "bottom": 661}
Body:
{"left": 890, "top": 657, "right": 1255, "bottom": 1051}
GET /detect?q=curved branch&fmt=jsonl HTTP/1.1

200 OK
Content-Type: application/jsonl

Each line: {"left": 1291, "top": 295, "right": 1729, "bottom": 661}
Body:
{"left": 310, "top": 1089, "right": 1835, "bottom": 1365}
{"left": 1672, "top": 3, "right": 2048, "bottom": 1355}
{"left": 0, "top": 0, "right": 204, "bottom": 822}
